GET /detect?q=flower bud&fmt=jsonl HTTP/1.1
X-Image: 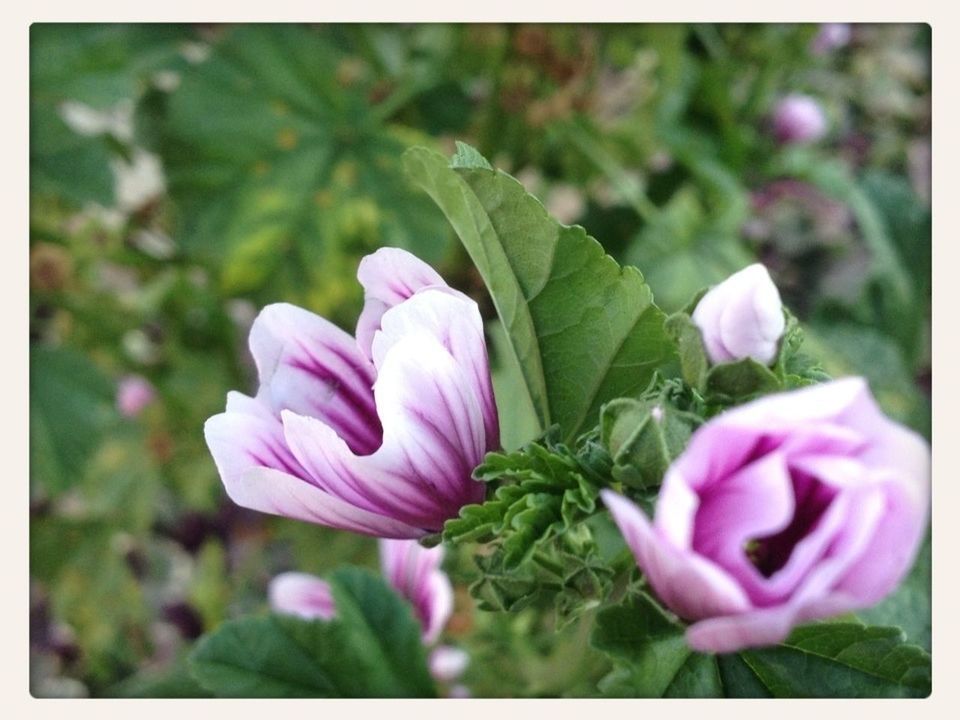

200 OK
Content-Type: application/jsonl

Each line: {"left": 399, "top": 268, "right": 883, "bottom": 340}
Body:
{"left": 691, "top": 264, "right": 785, "bottom": 366}
{"left": 772, "top": 94, "right": 828, "bottom": 144}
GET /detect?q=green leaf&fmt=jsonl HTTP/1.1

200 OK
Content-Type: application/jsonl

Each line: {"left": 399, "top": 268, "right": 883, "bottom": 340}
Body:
{"left": 592, "top": 593, "right": 693, "bottom": 697}
{"left": 156, "top": 25, "right": 450, "bottom": 302}
{"left": 189, "top": 567, "right": 435, "bottom": 697}
{"left": 592, "top": 593, "right": 930, "bottom": 698}
{"left": 741, "top": 623, "right": 931, "bottom": 698}
{"left": 404, "top": 144, "right": 675, "bottom": 441}
{"left": 30, "top": 345, "right": 116, "bottom": 495}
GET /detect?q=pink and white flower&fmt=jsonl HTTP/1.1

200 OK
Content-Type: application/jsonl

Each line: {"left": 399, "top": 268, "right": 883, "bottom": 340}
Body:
{"left": 691, "top": 263, "right": 785, "bottom": 366}
{"left": 204, "top": 248, "right": 499, "bottom": 538}
{"left": 602, "top": 378, "right": 930, "bottom": 653}
{"left": 268, "top": 539, "right": 468, "bottom": 683}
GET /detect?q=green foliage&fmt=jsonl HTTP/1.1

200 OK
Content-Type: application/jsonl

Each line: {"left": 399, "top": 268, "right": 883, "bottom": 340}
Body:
{"left": 188, "top": 567, "right": 435, "bottom": 697}
{"left": 30, "top": 345, "right": 117, "bottom": 496}
{"left": 601, "top": 391, "right": 697, "bottom": 490}
{"left": 153, "top": 25, "right": 451, "bottom": 306}
{"left": 405, "top": 143, "right": 676, "bottom": 441}
{"left": 592, "top": 592, "right": 931, "bottom": 698}
{"left": 443, "top": 430, "right": 616, "bottom": 624}
{"left": 445, "top": 429, "right": 611, "bottom": 566}
{"left": 30, "top": 24, "right": 188, "bottom": 205}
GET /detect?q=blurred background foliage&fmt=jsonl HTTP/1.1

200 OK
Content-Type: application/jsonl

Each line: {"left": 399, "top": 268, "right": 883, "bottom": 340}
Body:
{"left": 29, "top": 23, "right": 930, "bottom": 697}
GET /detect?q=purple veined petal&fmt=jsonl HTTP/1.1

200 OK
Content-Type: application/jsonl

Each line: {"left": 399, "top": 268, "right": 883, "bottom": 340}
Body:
{"left": 281, "top": 333, "right": 487, "bottom": 531}
{"left": 205, "top": 399, "right": 310, "bottom": 484}
{"left": 355, "top": 247, "right": 447, "bottom": 360}
{"left": 601, "top": 490, "right": 752, "bottom": 621}
{"left": 372, "top": 332, "right": 489, "bottom": 516}
{"left": 371, "top": 288, "right": 499, "bottom": 449}
{"left": 429, "top": 645, "right": 470, "bottom": 682}
{"left": 206, "top": 392, "right": 420, "bottom": 536}
{"left": 268, "top": 572, "right": 336, "bottom": 621}
{"left": 225, "top": 465, "right": 427, "bottom": 538}
{"left": 379, "top": 539, "right": 454, "bottom": 644}
{"left": 249, "top": 303, "right": 382, "bottom": 456}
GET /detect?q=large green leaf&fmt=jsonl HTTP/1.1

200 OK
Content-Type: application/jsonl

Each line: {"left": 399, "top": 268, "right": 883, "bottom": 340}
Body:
{"left": 156, "top": 25, "right": 450, "bottom": 302}
{"left": 592, "top": 592, "right": 931, "bottom": 698}
{"left": 30, "top": 345, "right": 116, "bottom": 495}
{"left": 404, "top": 143, "right": 675, "bottom": 441}
{"left": 188, "top": 567, "right": 435, "bottom": 698}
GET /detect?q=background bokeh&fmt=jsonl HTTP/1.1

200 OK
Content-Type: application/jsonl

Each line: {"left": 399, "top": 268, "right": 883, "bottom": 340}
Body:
{"left": 29, "top": 23, "right": 930, "bottom": 697}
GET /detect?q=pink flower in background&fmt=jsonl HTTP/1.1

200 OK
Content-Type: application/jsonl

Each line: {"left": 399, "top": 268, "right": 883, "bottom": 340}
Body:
{"left": 691, "top": 264, "right": 785, "bottom": 366}
{"left": 428, "top": 644, "right": 470, "bottom": 683}
{"left": 380, "top": 538, "right": 453, "bottom": 645}
{"left": 268, "top": 539, "right": 468, "bottom": 684}
{"left": 205, "top": 248, "right": 499, "bottom": 539}
{"left": 117, "top": 374, "right": 156, "bottom": 417}
{"left": 267, "top": 572, "right": 336, "bottom": 621}
{"left": 602, "top": 378, "right": 929, "bottom": 653}
{"left": 772, "top": 94, "right": 828, "bottom": 144}
{"left": 810, "top": 23, "right": 851, "bottom": 56}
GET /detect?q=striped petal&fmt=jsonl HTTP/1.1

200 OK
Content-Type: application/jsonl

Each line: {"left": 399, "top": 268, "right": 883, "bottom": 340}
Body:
{"left": 249, "top": 303, "right": 382, "bottom": 455}
{"left": 356, "top": 247, "right": 447, "bottom": 360}
{"left": 281, "top": 332, "right": 487, "bottom": 531}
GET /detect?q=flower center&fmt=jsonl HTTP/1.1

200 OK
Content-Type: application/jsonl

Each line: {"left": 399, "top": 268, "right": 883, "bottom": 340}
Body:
{"left": 745, "top": 470, "right": 835, "bottom": 578}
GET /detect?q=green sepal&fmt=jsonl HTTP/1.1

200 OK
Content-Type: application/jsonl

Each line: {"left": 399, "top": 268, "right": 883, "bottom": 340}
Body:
{"left": 600, "top": 396, "right": 695, "bottom": 490}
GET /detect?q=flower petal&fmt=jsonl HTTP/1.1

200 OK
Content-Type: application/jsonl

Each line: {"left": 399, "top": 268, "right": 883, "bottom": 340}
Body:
{"left": 225, "top": 465, "right": 427, "bottom": 538}
{"left": 601, "top": 490, "right": 751, "bottom": 621}
{"left": 371, "top": 288, "right": 499, "bottom": 448}
{"left": 205, "top": 395, "right": 309, "bottom": 483}
{"left": 379, "top": 539, "right": 453, "bottom": 644}
{"left": 356, "top": 247, "right": 447, "bottom": 360}
{"left": 249, "top": 303, "right": 382, "bottom": 455}
{"left": 268, "top": 572, "right": 336, "bottom": 620}
{"left": 281, "top": 333, "right": 487, "bottom": 531}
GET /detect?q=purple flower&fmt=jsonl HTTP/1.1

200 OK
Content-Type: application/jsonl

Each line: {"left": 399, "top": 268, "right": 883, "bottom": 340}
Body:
{"left": 691, "top": 264, "right": 785, "bottom": 366}
{"left": 810, "top": 23, "right": 851, "bottom": 56}
{"left": 205, "top": 248, "right": 499, "bottom": 538}
{"left": 117, "top": 374, "right": 156, "bottom": 417}
{"left": 380, "top": 538, "right": 454, "bottom": 645}
{"left": 772, "top": 94, "right": 828, "bottom": 145}
{"left": 601, "top": 378, "right": 929, "bottom": 653}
